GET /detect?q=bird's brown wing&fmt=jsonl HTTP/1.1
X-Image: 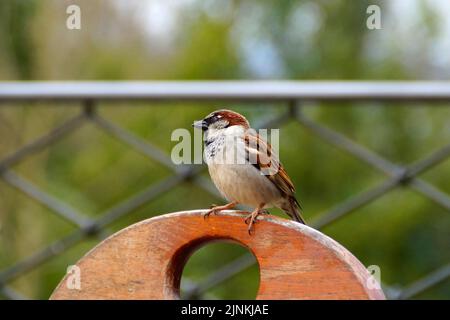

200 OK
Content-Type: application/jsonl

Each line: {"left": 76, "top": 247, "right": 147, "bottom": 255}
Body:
{"left": 244, "top": 133, "right": 295, "bottom": 197}
{"left": 245, "top": 132, "right": 305, "bottom": 222}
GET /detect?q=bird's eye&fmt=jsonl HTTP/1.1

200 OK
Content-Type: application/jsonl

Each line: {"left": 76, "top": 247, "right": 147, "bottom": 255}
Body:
{"left": 205, "top": 114, "right": 224, "bottom": 125}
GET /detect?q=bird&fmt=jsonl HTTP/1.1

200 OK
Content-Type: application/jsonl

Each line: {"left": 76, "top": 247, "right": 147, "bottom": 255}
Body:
{"left": 193, "top": 109, "right": 306, "bottom": 234}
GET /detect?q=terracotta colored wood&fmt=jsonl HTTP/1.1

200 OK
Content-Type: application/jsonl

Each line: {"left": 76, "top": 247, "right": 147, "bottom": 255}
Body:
{"left": 50, "top": 211, "right": 385, "bottom": 300}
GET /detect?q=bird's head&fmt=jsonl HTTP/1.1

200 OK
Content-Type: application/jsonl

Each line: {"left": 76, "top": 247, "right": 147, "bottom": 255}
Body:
{"left": 192, "top": 109, "right": 250, "bottom": 132}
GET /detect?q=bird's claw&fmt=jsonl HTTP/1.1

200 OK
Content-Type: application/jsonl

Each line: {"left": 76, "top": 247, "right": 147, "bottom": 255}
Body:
{"left": 203, "top": 209, "right": 216, "bottom": 220}
{"left": 203, "top": 204, "right": 218, "bottom": 219}
{"left": 204, "top": 202, "right": 237, "bottom": 220}
{"left": 244, "top": 209, "right": 264, "bottom": 235}
{"left": 247, "top": 218, "right": 257, "bottom": 235}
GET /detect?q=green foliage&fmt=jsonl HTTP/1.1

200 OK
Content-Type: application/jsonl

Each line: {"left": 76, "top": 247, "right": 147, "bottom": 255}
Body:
{"left": 0, "top": 0, "right": 37, "bottom": 79}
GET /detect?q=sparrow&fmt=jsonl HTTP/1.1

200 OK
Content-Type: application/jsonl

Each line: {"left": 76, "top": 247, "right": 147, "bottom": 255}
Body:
{"left": 193, "top": 109, "right": 305, "bottom": 233}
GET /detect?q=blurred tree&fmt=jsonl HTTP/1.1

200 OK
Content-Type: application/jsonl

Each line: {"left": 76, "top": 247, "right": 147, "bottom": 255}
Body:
{"left": 0, "top": 0, "right": 37, "bottom": 79}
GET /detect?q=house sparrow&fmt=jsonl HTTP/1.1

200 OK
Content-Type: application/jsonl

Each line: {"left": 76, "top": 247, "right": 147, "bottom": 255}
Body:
{"left": 193, "top": 109, "right": 305, "bottom": 234}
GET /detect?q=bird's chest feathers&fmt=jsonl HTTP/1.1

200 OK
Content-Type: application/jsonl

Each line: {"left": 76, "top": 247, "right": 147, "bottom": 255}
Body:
{"left": 203, "top": 126, "right": 281, "bottom": 206}
{"left": 203, "top": 127, "right": 245, "bottom": 164}
{"left": 204, "top": 135, "right": 225, "bottom": 163}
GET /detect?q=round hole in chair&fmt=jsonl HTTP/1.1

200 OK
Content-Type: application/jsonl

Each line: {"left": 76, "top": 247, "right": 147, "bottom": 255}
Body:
{"left": 176, "top": 239, "right": 260, "bottom": 299}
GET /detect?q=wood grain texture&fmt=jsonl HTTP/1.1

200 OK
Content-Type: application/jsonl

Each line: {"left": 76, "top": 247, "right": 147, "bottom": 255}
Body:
{"left": 50, "top": 210, "right": 385, "bottom": 300}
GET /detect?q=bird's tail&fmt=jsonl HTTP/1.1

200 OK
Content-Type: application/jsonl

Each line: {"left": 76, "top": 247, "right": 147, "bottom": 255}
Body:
{"left": 282, "top": 196, "right": 306, "bottom": 225}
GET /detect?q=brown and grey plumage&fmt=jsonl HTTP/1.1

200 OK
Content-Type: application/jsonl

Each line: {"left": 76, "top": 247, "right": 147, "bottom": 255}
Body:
{"left": 193, "top": 109, "right": 306, "bottom": 233}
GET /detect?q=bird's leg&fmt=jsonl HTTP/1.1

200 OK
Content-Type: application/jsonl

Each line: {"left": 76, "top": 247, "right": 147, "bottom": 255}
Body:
{"left": 203, "top": 202, "right": 237, "bottom": 219}
{"left": 244, "top": 204, "right": 265, "bottom": 235}
{"left": 245, "top": 205, "right": 266, "bottom": 224}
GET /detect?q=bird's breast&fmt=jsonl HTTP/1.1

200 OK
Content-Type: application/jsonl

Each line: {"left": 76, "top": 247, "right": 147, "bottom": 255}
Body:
{"left": 207, "top": 162, "right": 281, "bottom": 207}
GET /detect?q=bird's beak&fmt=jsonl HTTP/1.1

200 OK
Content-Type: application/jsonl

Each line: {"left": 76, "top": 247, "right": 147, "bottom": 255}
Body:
{"left": 192, "top": 120, "right": 208, "bottom": 131}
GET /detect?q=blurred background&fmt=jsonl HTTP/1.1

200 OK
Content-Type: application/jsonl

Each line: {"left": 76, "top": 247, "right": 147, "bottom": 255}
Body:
{"left": 0, "top": 0, "right": 449, "bottom": 299}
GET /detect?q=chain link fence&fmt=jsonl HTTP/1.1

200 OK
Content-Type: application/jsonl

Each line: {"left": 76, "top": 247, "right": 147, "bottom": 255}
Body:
{"left": 0, "top": 82, "right": 449, "bottom": 300}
